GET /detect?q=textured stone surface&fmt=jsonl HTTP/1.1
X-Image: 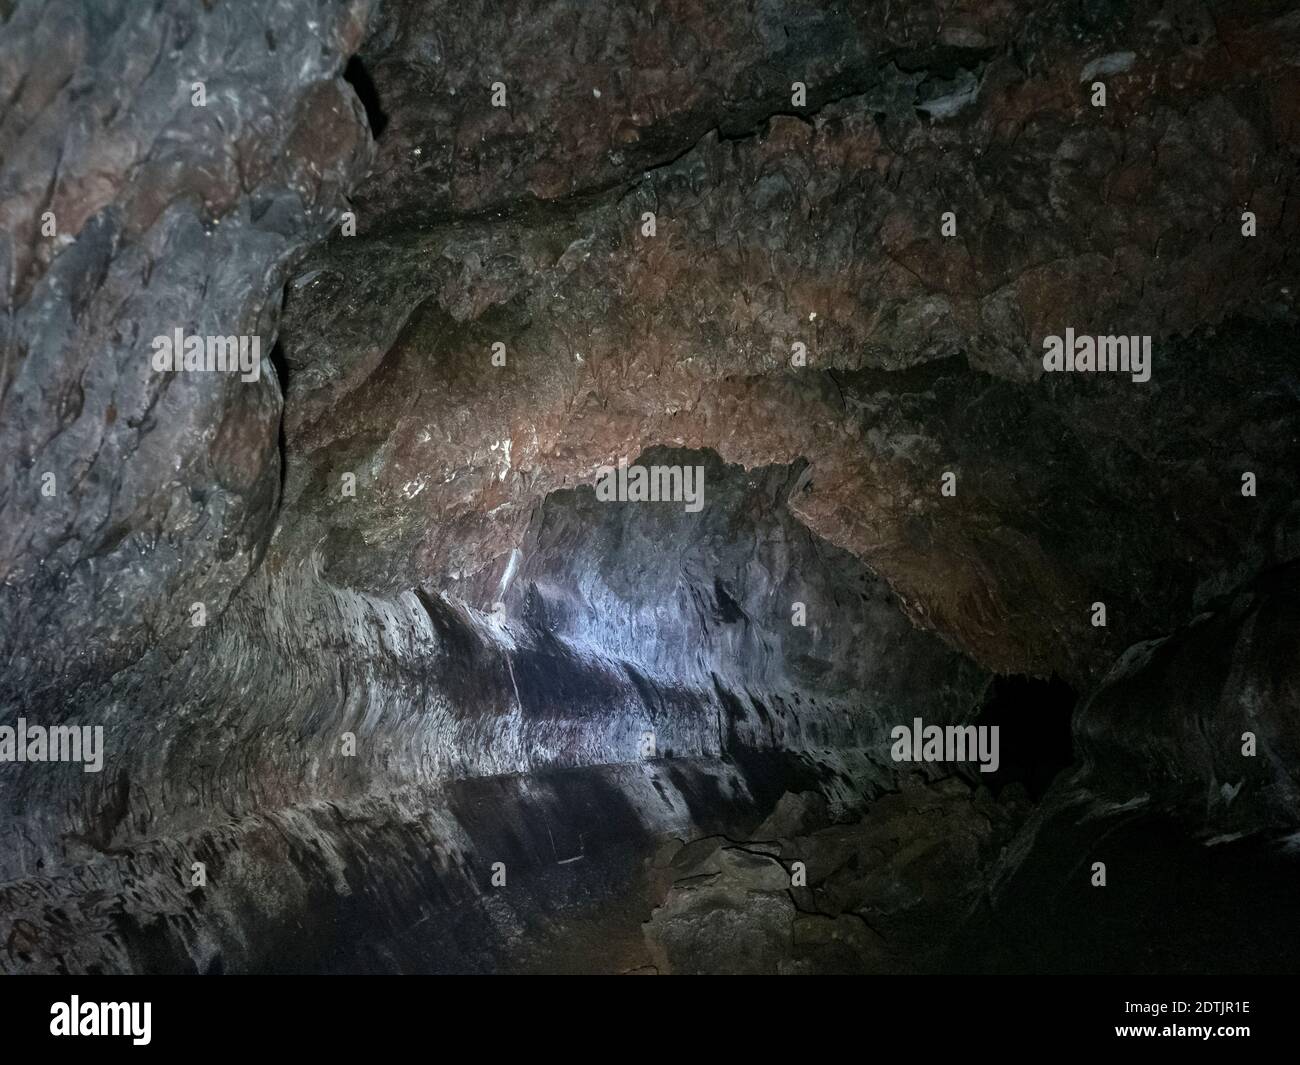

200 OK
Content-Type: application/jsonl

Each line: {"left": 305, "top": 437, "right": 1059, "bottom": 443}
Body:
{"left": 0, "top": 451, "right": 985, "bottom": 888}
{"left": 1, "top": 0, "right": 1299, "bottom": 974}
{"left": 1, "top": 0, "right": 374, "bottom": 708}
{"left": 1072, "top": 560, "right": 1300, "bottom": 831}
{"left": 275, "top": 0, "right": 1300, "bottom": 680}
{"left": 642, "top": 773, "right": 1028, "bottom": 974}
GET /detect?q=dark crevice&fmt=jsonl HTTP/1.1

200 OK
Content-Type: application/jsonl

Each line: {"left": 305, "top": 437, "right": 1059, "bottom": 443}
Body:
{"left": 268, "top": 338, "right": 290, "bottom": 505}
{"left": 344, "top": 55, "right": 388, "bottom": 138}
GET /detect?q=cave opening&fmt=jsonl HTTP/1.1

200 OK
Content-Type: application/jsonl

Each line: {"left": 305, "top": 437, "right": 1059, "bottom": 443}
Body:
{"left": 966, "top": 673, "right": 1077, "bottom": 799}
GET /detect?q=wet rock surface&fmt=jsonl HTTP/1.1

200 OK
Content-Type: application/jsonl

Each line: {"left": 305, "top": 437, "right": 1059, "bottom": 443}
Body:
{"left": 1, "top": 0, "right": 1298, "bottom": 974}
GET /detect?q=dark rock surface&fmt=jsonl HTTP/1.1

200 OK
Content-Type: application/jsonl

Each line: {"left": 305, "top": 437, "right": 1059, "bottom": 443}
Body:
{"left": 1, "top": 0, "right": 375, "bottom": 707}
{"left": 1, "top": 0, "right": 1298, "bottom": 974}
{"left": 1072, "top": 560, "right": 1300, "bottom": 831}
{"left": 643, "top": 774, "right": 1030, "bottom": 974}
{"left": 275, "top": 0, "right": 1300, "bottom": 680}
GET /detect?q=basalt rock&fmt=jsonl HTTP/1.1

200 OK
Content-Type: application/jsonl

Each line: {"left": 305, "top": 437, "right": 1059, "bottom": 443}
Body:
{"left": 1, "top": 0, "right": 1299, "bottom": 976}
{"left": 642, "top": 773, "right": 1029, "bottom": 974}
{"left": 275, "top": 0, "right": 1300, "bottom": 682}
{"left": 0, "top": 0, "right": 375, "bottom": 710}
{"left": 1072, "top": 560, "right": 1300, "bottom": 832}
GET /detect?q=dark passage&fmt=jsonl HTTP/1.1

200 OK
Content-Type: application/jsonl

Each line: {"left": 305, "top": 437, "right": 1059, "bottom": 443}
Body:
{"left": 967, "top": 674, "right": 1077, "bottom": 799}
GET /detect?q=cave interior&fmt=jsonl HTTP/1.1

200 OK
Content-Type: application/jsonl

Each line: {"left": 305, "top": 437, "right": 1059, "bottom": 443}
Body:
{"left": 1, "top": 0, "right": 1299, "bottom": 976}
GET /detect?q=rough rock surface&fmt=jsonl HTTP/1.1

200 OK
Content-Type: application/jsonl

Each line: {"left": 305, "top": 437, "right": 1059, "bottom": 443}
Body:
{"left": 1072, "top": 560, "right": 1300, "bottom": 831}
{"left": 1, "top": 0, "right": 375, "bottom": 706}
{"left": 642, "top": 775, "right": 1030, "bottom": 974}
{"left": 1, "top": 0, "right": 1298, "bottom": 974}
{"left": 276, "top": 0, "right": 1300, "bottom": 681}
